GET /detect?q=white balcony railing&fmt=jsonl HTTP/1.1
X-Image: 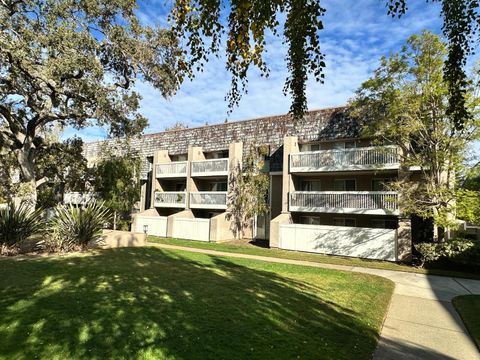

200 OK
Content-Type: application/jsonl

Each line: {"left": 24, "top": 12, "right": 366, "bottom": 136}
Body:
{"left": 189, "top": 191, "right": 228, "bottom": 209}
{"left": 156, "top": 161, "right": 188, "bottom": 178}
{"left": 154, "top": 191, "right": 187, "bottom": 208}
{"left": 289, "top": 146, "right": 400, "bottom": 173}
{"left": 191, "top": 158, "right": 229, "bottom": 177}
{"left": 289, "top": 191, "right": 399, "bottom": 215}
{"left": 64, "top": 192, "right": 96, "bottom": 205}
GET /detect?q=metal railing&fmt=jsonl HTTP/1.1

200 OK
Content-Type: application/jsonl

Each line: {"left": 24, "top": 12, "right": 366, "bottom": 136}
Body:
{"left": 289, "top": 191, "right": 399, "bottom": 214}
{"left": 156, "top": 161, "right": 188, "bottom": 178}
{"left": 154, "top": 191, "right": 187, "bottom": 208}
{"left": 63, "top": 192, "right": 96, "bottom": 205}
{"left": 290, "top": 146, "right": 399, "bottom": 172}
{"left": 191, "top": 158, "right": 229, "bottom": 176}
{"left": 189, "top": 191, "right": 228, "bottom": 209}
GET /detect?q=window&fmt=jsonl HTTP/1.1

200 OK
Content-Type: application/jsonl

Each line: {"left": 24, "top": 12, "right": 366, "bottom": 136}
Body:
{"left": 175, "top": 182, "right": 186, "bottom": 191}
{"left": 172, "top": 154, "right": 187, "bottom": 161}
{"left": 300, "top": 143, "right": 320, "bottom": 152}
{"left": 372, "top": 178, "right": 390, "bottom": 191}
{"left": 333, "top": 218, "right": 356, "bottom": 227}
{"left": 334, "top": 141, "right": 356, "bottom": 149}
{"left": 301, "top": 179, "right": 321, "bottom": 191}
{"left": 371, "top": 219, "right": 398, "bottom": 229}
{"left": 334, "top": 179, "right": 356, "bottom": 191}
{"left": 301, "top": 216, "right": 321, "bottom": 225}
{"left": 211, "top": 182, "right": 227, "bottom": 191}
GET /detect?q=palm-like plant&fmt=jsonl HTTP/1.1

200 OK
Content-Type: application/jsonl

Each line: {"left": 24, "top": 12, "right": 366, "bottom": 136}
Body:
{"left": 51, "top": 202, "right": 110, "bottom": 251}
{"left": 0, "top": 202, "right": 44, "bottom": 248}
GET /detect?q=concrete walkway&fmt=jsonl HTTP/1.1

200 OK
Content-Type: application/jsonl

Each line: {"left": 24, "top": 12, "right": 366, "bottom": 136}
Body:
{"left": 149, "top": 242, "right": 480, "bottom": 359}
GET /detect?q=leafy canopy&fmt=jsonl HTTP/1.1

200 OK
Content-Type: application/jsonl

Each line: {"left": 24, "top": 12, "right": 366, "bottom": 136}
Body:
{"left": 350, "top": 31, "right": 479, "bottom": 233}
{"left": 386, "top": 0, "right": 480, "bottom": 130}
{"left": 0, "top": 0, "right": 186, "bottom": 207}
{"left": 169, "top": 0, "right": 325, "bottom": 119}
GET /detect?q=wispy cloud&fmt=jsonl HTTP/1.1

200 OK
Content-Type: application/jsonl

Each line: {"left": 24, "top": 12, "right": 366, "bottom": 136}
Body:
{"left": 64, "top": 0, "right": 465, "bottom": 141}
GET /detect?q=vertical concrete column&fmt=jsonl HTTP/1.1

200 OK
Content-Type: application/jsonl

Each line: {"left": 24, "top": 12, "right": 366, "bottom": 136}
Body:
{"left": 397, "top": 217, "right": 412, "bottom": 261}
{"left": 396, "top": 145, "right": 412, "bottom": 259}
{"left": 282, "top": 136, "right": 299, "bottom": 213}
{"left": 186, "top": 146, "right": 205, "bottom": 208}
{"left": 150, "top": 150, "right": 171, "bottom": 208}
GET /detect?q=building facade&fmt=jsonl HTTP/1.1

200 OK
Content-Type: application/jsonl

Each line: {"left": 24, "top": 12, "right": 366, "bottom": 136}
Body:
{"left": 82, "top": 106, "right": 412, "bottom": 261}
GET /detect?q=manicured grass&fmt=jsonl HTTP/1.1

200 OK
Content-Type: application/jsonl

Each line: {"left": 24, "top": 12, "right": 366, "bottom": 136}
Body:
{"left": 453, "top": 295, "right": 480, "bottom": 350}
{"left": 148, "top": 236, "right": 480, "bottom": 280}
{"left": 0, "top": 247, "right": 393, "bottom": 359}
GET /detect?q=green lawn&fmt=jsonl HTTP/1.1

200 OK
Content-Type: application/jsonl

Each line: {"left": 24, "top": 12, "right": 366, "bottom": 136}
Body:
{"left": 148, "top": 236, "right": 480, "bottom": 280}
{"left": 0, "top": 247, "right": 393, "bottom": 360}
{"left": 453, "top": 295, "right": 480, "bottom": 350}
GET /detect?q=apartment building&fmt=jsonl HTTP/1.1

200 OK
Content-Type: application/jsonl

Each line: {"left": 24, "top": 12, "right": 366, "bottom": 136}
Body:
{"left": 82, "top": 106, "right": 412, "bottom": 261}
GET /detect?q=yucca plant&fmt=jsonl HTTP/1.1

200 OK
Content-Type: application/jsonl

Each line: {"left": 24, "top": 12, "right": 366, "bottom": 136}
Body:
{"left": 0, "top": 202, "right": 44, "bottom": 249}
{"left": 50, "top": 202, "right": 110, "bottom": 251}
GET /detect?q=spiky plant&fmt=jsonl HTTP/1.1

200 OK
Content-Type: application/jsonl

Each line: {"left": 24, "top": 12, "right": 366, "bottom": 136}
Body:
{"left": 51, "top": 202, "right": 110, "bottom": 251}
{"left": 0, "top": 202, "right": 44, "bottom": 248}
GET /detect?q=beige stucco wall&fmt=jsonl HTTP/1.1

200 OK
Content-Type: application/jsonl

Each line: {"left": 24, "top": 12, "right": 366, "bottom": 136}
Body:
{"left": 166, "top": 209, "right": 195, "bottom": 237}
{"left": 99, "top": 230, "right": 147, "bottom": 249}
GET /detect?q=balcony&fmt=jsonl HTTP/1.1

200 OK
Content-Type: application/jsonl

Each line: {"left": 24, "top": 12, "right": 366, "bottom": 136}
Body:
{"left": 64, "top": 192, "right": 96, "bottom": 205}
{"left": 289, "top": 146, "right": 400, "bottom": 173}
{"left": 189, "top": 191, "right": 228, "bottom": 210}
{"left": 191, "top": 158, "right": 229, "bottom": 177}
{"left": 154, "top": 191, "right": 187, "bottom": 208}
{"left": 289, "top": 191, "right": 399, "bottom": 215}
{"left": 156, "top": 161, "right": 188, "bottom": 178}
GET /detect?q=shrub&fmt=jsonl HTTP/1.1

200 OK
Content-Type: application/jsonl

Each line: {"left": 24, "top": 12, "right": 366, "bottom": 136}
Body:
{"left": 49, "top": 202, "right": 110, "bottom": 251}
{"left": 0, "top": 202, "right": 44, "bottom": 254}
{"left": 415, "top": 238, "right": 480, "bottom": 270}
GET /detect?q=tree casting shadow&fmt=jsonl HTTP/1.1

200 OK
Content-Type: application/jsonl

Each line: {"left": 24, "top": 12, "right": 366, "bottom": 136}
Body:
{"left": 0, "top": 247, "right": 386, "bottom": 359}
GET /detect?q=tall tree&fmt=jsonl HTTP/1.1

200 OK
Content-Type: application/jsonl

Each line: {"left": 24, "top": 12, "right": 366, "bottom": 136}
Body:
{"left": 92, "top": 146, "right": 141, "bottom": 230}
{"left": 0, "top": 0, "right": 186, "bottom": 208}
{"left": 350, "top": 31, "right": 480, "bottom": 241}
{"left": 387, "top": 0, "right": 480, "bottom": 130}
{"left": 226, "top": 144, "right": 269, "bottom": 239}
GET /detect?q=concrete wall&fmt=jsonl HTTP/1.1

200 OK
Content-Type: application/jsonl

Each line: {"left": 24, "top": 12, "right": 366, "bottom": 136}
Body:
{"left": 279, "top": 224, "right": 397, "bottom": 261}
{"left": 99, "top": 230, "right": 147, "bottom": 249}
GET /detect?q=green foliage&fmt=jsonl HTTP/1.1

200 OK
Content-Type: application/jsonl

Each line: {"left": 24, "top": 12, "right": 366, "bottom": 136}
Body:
{"left": 227, "top": 144, "right": 269, "bottom": 238}
{"left": 456, "top": 189, "right": 480, "bottom": 224}
{"left": 350, "top": 31, "right": 480, "bottom": 237}
{"left": 92, "top": 148, "right": 141, "bottom": 228}
{"left": 0, "top": 202, "right": 44, "bottom": 248}
{"left": 415, "top": 238, "right": 480, "bottom": 268}
{"left": 49, "top": 202, "right": 110, "bottom": 251}
{"left": 169, "top": 0, "right": 325, "bottom": 119}
{"left": 1, "top": 0, "right": 185, "bottom": 207}
{"left": 386, "top": 0, "right": 480, "bottom": 130}
{"left": 36, "top": 137, "right": 89, "bottom": 209}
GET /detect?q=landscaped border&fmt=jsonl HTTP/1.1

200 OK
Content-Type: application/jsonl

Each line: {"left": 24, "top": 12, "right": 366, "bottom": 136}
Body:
{"left": 148, "top": 236, "right": 480, "bottom": 280}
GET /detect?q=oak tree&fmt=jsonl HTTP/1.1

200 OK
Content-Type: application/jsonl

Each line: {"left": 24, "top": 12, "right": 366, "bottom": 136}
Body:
{"left": 0, "top": 0, "right": 185, "bottom": 208}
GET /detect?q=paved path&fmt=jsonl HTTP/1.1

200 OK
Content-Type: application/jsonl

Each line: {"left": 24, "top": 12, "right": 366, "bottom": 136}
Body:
{"left": 149, "top": 242, "right": 480, "bottom": 359}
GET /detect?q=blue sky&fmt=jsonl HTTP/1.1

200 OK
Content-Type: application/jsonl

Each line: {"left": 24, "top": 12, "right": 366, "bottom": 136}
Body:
{"left": 65, "top": 0, "right": 450, "bottom": 142}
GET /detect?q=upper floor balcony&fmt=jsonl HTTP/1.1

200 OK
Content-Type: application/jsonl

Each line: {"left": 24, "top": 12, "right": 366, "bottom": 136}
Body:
{"left": 189, "top": 191, "right": 228, "bottom": 210}
{"left": 191, "top": 158, "right": 229, "bottom": 177}
{"left": 156, "top": 161, "right": 188, "bottom": 178}
{"left": 289, "top": 146, "right": 400, "bottom": 173}
{"left": 289, "top": 191, "right": 399, "bottom": 215}
{"left": 154, "top": 191, "right": 187, "bottom": 208}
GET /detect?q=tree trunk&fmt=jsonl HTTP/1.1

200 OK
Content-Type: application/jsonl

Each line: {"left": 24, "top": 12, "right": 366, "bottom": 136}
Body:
{"left": 14, "top": 142, "right": 37, "bottom": 211}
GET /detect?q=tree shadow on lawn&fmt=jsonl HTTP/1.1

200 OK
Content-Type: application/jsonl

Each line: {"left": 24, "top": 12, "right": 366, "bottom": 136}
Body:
{"left": 0, "top": 247, "right": 389, "bottom": 360}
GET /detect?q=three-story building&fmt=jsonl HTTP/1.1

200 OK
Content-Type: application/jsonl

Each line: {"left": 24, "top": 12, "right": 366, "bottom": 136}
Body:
{"left": 82, "top": 106, "right": 413, "bottom": 261}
